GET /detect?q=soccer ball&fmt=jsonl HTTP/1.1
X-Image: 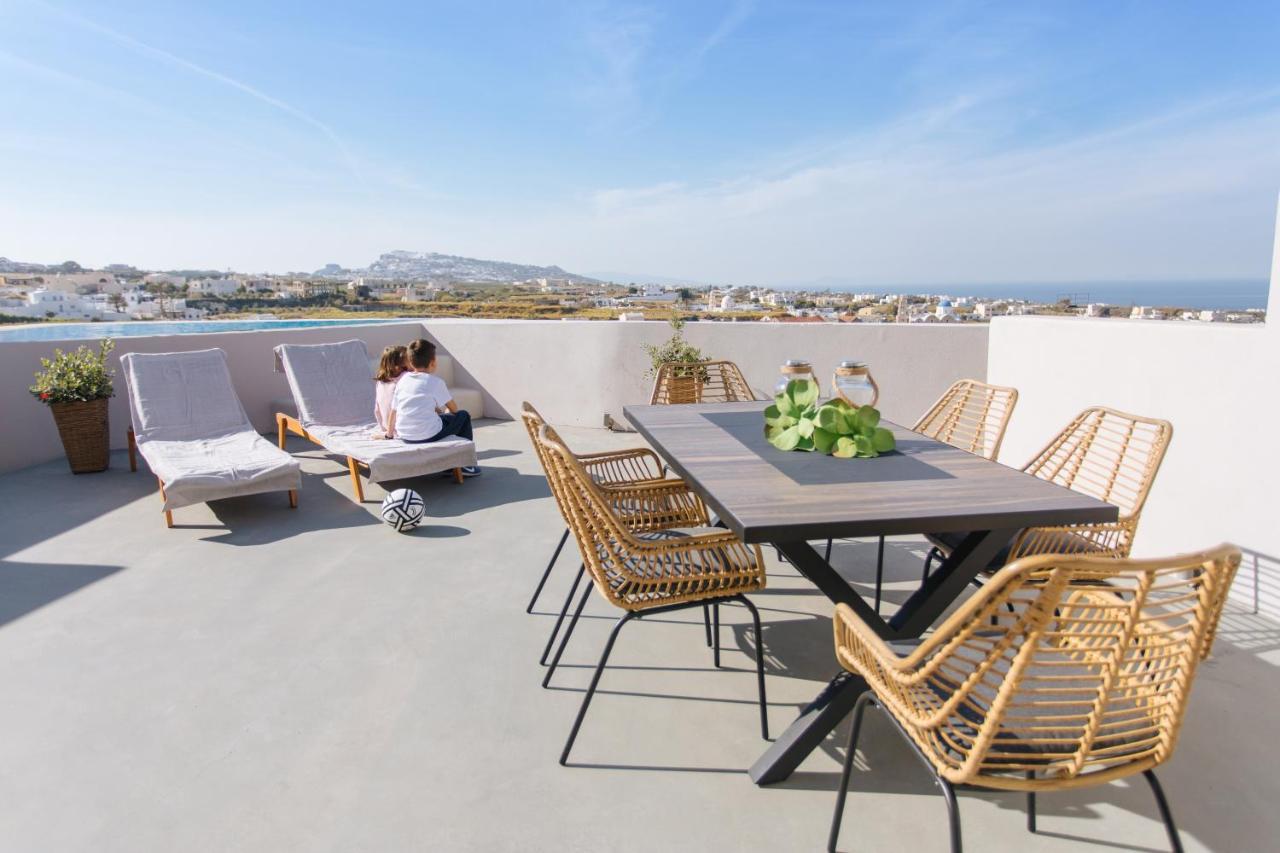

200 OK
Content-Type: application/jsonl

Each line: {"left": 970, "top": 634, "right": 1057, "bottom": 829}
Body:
{"left": 380, "top": 488, "right": 425, "bottom": 532}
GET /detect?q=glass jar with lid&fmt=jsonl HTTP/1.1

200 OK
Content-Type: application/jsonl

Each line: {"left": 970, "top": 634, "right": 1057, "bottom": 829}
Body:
{"left": 832, "top": 360, "right": 879, "bottom": 408}
{"left": 774, "top": 359, "right": 817, "bottom": 397}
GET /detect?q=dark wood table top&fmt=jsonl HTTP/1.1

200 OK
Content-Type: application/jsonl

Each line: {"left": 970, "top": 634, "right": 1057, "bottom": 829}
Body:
{"left": 624, "top": 401, "right": 1118, "bottom": 544}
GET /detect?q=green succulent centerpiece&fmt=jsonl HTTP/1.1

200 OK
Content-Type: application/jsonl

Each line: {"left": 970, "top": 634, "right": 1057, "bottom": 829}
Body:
{"left": 764, "top": 378, "right": 896, "bottom": 459}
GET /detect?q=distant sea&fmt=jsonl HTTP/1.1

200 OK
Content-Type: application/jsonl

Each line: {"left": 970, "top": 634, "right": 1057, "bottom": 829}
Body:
{"left": 819, "top": 280, "right": 1269, "bottom": 311}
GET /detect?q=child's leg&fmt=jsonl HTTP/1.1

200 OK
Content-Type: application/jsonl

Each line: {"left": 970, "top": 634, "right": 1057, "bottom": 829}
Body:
{"left": 428, "top": 410, "right": 473, "bottom": 442}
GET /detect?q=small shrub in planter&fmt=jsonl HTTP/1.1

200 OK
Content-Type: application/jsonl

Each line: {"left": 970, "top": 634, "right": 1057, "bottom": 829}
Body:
{"left": 29, "top": 338, "right": 116, "bottom": 473}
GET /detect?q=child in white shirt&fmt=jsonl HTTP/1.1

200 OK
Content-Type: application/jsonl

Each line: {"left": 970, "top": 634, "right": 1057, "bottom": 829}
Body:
{"left": 386, "top": 339, "right": 479, "bottom": 476}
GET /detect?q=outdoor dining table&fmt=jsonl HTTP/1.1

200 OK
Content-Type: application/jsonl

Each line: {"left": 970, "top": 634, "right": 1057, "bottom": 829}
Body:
{"left": 623, "top": 400, "right": 1119, "bottom": 786}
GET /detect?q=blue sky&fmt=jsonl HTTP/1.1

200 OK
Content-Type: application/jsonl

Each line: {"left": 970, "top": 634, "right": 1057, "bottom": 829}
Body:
{"left": 2, "top": 0, "right": 1279, "bottom": 286}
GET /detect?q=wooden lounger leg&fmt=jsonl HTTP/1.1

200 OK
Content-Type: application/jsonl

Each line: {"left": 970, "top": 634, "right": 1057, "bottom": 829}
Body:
{"left": 128, "top": 427, "right": 138, "bottom": 472}
{"left": 453, "top": 467, "right": 464, "bottom": 485}
{"left": 276, "top": 413, "right": 288, "bottom": 450}
{"left": 288, "top": 489, "right": 298, "bottom": 509}
{"left": 157, "top": 477, "right": 174, "bottom": 528}
{"left": 347, "top": 457, "right": 365, "bottom": 502}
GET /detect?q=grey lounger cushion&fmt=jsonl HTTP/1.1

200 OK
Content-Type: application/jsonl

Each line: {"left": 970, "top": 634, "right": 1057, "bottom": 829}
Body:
{"left": 274, "top": 340, "right": 476, "bottom": 482}
{"left": 122, "top": 349, "right": 301, "bottom": 510}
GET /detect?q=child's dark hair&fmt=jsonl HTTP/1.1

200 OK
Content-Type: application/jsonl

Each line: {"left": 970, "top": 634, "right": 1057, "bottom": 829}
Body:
{"left": 374, "top": 345, "right": 408, "bottom": 382}
{"left": 407, "top": 338, "right": 437, "bottom": 370}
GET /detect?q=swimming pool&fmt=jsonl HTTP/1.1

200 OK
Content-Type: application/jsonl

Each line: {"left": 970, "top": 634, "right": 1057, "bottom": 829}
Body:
{"left": 0, "top": 318, "right": 411, "bottom": 342}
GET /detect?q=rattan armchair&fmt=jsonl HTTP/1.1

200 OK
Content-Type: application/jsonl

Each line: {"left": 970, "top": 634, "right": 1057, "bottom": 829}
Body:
{"left": 829, "top": 544, "right": 1241, "bottom": 853}
{"left": 522, "top": 403, "right": 720, "bottom": 674}
{"left": 536, "top": 423, "right": 769, "bottom": 764}
{"left": 924, "top": 406, "right": 1173, "bottom": 581}
{"left": 649, "top": 359, "right": 758, "bottom": 405}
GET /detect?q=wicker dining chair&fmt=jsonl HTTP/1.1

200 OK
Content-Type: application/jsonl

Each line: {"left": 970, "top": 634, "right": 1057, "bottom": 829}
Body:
{"left": 829, "top": 544, "right": 1241, "bottom": 853}
{"left": 521, "top": 403, "right": 718, "bottom": 671}
{"left": 923, "top": 406, "right": 1173, "bottom": 581}
{"left": 536, "top": 423, "right": 770, "bottom": 764}
{"left": 522, "top": 401, "right": 678, "bottom": 612}
{"left": 649, "top": 359, "right": 758, "bottom": 405}
{"left": 824, "top": 379, "right": 1018, "bottom": 610}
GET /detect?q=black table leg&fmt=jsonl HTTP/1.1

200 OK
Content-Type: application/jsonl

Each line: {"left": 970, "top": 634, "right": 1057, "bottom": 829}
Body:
{"left": 749, "top": 670, "right": 866, "bottom": 784}
{"left": 750, "top": 529, "right": 1017, "bottom": 786}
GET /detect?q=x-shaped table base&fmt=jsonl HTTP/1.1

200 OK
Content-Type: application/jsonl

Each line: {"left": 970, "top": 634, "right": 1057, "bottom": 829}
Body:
{"left": 748, "top": 527, "right": 1017, "bottom": 785}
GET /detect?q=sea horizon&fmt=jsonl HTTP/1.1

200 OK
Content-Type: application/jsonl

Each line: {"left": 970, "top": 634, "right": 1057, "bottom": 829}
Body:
{"left": 796, "top": 279, "right": 1270, "bottom": 311}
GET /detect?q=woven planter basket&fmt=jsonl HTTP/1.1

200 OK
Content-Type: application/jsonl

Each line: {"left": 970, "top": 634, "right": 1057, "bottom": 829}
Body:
{"left": 49, "top": 397, "right": 110, "bottom": 474}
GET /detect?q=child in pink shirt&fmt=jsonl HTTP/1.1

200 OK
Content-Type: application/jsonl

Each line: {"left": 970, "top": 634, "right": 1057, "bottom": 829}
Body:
{"left": 373, "top": 345, "right": 408, "bottom": 435}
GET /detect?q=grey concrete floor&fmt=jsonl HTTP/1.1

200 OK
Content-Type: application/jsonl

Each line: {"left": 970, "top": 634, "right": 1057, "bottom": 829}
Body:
{"left": 0, "top": 418, "right": 1277, "bottom": 852}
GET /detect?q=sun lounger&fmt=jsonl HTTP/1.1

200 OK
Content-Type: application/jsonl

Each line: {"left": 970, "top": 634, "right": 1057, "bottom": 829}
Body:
{"left": 122, "top": 348, "right": 301, "bottom": 527}
{"left": 273, "top": 340, "right": 477, "bottom": 501}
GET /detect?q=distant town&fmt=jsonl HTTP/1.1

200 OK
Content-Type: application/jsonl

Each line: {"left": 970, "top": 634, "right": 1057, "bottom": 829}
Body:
{"left": 0, "top": 250, "right": 1267, "bottom": 326}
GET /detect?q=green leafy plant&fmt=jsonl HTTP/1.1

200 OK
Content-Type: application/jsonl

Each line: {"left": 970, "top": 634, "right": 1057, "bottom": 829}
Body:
{"left": 29, "top": 338, "right": 115, "bottom": 405}
{"left": 642, "top": 314, "right": 706, "bottom": 379}
{"left": 764, "top": 378, "right": 896, "bottom": 458}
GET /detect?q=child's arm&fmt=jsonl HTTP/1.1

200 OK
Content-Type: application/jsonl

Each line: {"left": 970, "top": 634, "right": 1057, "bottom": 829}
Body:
{"left": 385, "top": 409, "right": 397, "bottom": 439}
{"left": 443, "top": 398, "right": 458, "bottom": 414}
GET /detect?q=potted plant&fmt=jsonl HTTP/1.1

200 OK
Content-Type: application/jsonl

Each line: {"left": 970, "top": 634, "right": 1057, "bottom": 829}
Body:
{"left": 643, "top": 314, "right": 708, "bottom": 402}
{"left": 30, "top": 338, "right": 116, "bottom": 473}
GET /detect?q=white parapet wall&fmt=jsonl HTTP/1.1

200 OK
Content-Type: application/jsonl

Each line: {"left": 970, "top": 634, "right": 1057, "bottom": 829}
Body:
{"left": 423, "top": 318, "right": 989, "bottom": 429}
{"left": 0, "top": 319, "right": 990, "bottom": 473}
{"left": 988, "top": 315, "right": 1279, "bottom": 616}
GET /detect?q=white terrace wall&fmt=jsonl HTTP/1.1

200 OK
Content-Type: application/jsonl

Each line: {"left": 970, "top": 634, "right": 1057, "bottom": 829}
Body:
{"left": 0, "top": 319, "right": 990, "bottom": 473}
{"left": 423, "top": 318, "right": 989, "bottom": 429}
{"left": 0, "top": 321, "right": 426, "bottom": 474}
{"left": 988, "top": 316, "right": 1278, "bottom": 615}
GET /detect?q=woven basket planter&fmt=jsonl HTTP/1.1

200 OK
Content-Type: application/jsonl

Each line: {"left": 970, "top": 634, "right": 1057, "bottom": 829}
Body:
{"left": 49, "top": 398, "right": 110, "bottom": 474}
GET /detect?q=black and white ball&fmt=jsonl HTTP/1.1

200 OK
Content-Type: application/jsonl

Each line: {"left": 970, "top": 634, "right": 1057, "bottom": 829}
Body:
{"left": 380, "top": 488, "right": 425, "bottom": 532}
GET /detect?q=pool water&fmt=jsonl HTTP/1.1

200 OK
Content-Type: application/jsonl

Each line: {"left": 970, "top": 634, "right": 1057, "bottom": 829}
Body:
{"left": 0, "top": 318, "right": 409, "bottom": 342}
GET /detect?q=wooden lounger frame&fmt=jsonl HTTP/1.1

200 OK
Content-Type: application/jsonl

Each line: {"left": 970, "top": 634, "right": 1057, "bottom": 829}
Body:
{"left": 128, "top": 426, "right": 298, "bottom": 527}
{"left": 274, "top": 413, "right": 463, "bottom": 502}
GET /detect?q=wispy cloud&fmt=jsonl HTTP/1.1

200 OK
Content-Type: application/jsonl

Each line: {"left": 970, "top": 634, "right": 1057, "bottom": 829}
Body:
{"left": 35, "top": 0, "right": 367, "bottom": 187}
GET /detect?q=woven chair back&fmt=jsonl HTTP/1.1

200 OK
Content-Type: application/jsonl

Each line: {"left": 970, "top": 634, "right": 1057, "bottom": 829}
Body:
{"left": 912, "top": 379, "right": 1019, "bottom": 460}
{"left": 649, "top": 360, "right": 756, "bottom": 405}
{"left": 836, "top": 545, "right": 1240, "bottom": 788}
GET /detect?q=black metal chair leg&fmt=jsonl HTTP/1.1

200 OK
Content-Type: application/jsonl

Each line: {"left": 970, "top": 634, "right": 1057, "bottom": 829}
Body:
{"left": 1143, "top": 770, "right": 1185, "bottom": 853}
{"left": 874, "top": 535, "right": 886, "bottom": 614}
{"left": 526, "top": 528, "right": 568, "bottom": 613}
{"left": 824, "top": 538, "right": 834, "bottom": 563}
{"left": 543, "top": 582, "right": 591, "bottom": 688}
{"left": 1026, "top": 771, "right": 1036, "bottom": 833}
{"left": 939, "top": 777, "right": 963, "bottom": 853}
{"left": 540, "top": 563, "right": 584, "bottom": 665}
{"left": 712, "top": 602, "right": 721, "bottom": 668}
{"left": 703, "top": 604, "right": 712, "bottom": 647}
{"left": 560, "top": 612, "right": 634, "bottom": 765}
{"left": 734, "top": 594, "right": 769, "bottom": 740}
{"left": 828, "top": 692, "right": 872, "bottom": 852}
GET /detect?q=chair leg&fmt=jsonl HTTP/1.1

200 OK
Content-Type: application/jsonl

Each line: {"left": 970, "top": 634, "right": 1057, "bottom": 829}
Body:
{"left": 703, "top": 604, "right": 713, "bottom": 647}
{"left": 828, "top": 692, "right": 873, "bottom": 853}
{"left": 939, "top": 778, "right": 963, "bottom": 853}
{"left": 1026, "top": 771, "right": 1036, "bottom": 833}
{"left": 824, "top": 538, "right": 833, "bottom": 563}
{"left": 288, "top": 489, "right": 298, "bottom": 509}
{"left": 276, "top": 414, "right": 287, "bottom": 449}
{"left": 560, "top": 611, "right": 634, "bottom": 765}
{"left": 157, "top": 478, "right": 173, "bottom": 528}
{"left": 874, "top": 535, "right": 886, "bottom": 614}
{"left": 452, "top": 467, "right": 463, "bottom": 485}
{"left": 127, "top": 427, "right": 138, "bottom": 472}
{"left": 734, "top": 595, "right": 769, "bottom": 740}
{"left": 527, "top": 528, "right": 568, "bottom": 614}
{"left": 712, "top": 602, "right": 720, "bottom": 668}
{"left": 543, "top": 582, "right": 591, "bottom": 688}
{"left": 540, "top": 564, "right": 584, "bottom": 666}
{"left": 346, "top": 457, "right": 365, "bottom": 501}
{"left": 1142, "top": 770, "right": 1185, "bottom": 853}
